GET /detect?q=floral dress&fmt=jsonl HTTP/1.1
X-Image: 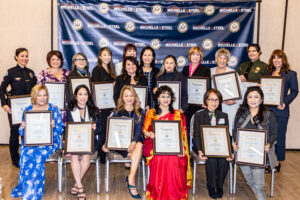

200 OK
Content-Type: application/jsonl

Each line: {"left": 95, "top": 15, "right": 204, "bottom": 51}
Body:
{"left": 37, "top": 67, "right": 69, "bottom": 123}
{"left": 37, "top": 68, "right": 69, "bottom": 85}
{"left": 11, "top": 103, "right": 64, "bottom": 200}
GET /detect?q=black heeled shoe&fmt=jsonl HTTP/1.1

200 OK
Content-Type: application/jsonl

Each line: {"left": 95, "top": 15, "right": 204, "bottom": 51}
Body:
{"left": 126, "top": 176, "right": 141, "bottom": 199}
{"left": 275, "top": 163, "right": 281, "bottom": 172}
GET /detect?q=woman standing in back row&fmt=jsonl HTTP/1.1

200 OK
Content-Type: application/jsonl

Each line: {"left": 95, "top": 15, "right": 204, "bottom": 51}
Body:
{"left": 182, "top": 46, "right": 211, "bottom": 134}
{"left": 92, "top": 47, "right": 116, "bottom": 163}
{"left": 0, "top": 48, "right": 37, "bottom": 168}
{"left": 267, "top": 49, "right": 298, "bottom": 171}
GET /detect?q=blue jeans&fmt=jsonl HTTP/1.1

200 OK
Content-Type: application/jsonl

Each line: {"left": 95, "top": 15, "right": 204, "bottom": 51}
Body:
{"left": 240, "top": 165, "right": 266, "bottom": 200}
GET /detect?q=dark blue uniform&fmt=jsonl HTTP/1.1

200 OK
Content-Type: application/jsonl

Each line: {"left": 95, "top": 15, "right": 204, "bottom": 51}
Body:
{"left": 0, "top": 65, "right": 37, "bottom": 166}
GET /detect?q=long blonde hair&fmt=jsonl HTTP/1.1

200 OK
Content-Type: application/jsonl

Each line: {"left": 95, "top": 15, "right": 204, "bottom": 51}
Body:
{"left": 116, "top": 85, "right": 142, "bottom": 122}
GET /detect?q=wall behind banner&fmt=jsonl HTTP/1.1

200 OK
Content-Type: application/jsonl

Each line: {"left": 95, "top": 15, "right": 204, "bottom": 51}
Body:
{"left": 0, "top": 0, "right": 300, "bottom": 149}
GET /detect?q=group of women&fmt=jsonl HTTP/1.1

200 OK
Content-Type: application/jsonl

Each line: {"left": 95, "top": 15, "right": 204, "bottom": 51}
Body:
{"left": 0, "top": 43, "right": 297, "bottom": 200}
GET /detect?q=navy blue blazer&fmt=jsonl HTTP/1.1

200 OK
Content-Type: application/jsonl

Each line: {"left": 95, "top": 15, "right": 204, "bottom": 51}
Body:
{"left": 269, "top": 70, "right": 298, "bottom": 117}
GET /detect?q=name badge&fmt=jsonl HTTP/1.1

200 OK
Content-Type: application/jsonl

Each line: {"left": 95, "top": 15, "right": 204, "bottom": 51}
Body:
{"left": 218, "top": 118, "right": 225, "bottom": 124}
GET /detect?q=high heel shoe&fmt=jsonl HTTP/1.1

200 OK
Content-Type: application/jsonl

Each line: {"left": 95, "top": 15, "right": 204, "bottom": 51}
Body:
{"left": 126, "top": 176, "right": 141, "bottom": 199}
{"left": 275, "top": 163, "right": 281, "bottom": 172}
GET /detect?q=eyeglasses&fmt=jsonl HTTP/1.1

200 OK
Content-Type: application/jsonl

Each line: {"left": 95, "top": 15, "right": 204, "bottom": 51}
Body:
{"left": 207, "top": 98, "right": 219, "bottom": 103}
{"left": 74, "top": 58, "right": 87, "bottom": 62}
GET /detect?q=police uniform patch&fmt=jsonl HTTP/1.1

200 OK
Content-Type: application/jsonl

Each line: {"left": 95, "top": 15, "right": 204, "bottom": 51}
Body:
{"left": 29, "top": 72, "right": 33, "bottom": 78}
{"left": 254, "top": 66, "right": 260, "bottom": 73}
{"left": 4, "top": 72, "right": 8, "bottom": 77}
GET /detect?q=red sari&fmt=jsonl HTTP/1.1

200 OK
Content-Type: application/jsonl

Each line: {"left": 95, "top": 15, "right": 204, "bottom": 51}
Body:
{"left": 143, "top": 109, "right": 192, "bottom": 200}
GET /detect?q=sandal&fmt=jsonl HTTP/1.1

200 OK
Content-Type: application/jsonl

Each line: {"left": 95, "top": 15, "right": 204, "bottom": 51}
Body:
{"left": 126, "top": 176, "right": 141, "bottom": 199}
{"left": 77, "top": 186, "right": 86, "bottom": 200}
{"left": 70, "top": 184, "right": 78, "bottom": 195}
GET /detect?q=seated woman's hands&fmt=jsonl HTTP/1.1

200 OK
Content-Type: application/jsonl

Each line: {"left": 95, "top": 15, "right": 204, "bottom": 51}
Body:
{"left": 232, "top": 142, "right": 238, "bottom": 152}
{"left": 51, "top": 120, "right": 55, "bottom": 128}
{"left": 265, "top": 143, "right": 270, "bottom": 153}
{"left": 226, "top": 154, "right": 234, "bottom": 161}
{"left": 21, "top": 121, "right": 26, "bottom": 129}
{"left": 198, "top": 151, "right": 208, "bottom": 160}
{"left": 145, "top": 131, "right": 155, "bottom": 139}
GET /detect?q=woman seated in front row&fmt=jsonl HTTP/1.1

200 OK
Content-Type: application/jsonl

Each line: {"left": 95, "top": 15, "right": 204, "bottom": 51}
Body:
{"left": 102, "top": 85, "right": 145, "bottom": 199}
{"left": 67, "top": 84, "right": 102, "bottom": 200}
{"left": 193, "top": 89, "right": 233, "bottom": 199}
{"left": 11, "top": 85, "right": 64, "bottom": 200}
{"left": 143, "top": 86, "right": 192, "bottom": 200}
{"left": 233, "top": 86, "right": 277, "bottom": 200}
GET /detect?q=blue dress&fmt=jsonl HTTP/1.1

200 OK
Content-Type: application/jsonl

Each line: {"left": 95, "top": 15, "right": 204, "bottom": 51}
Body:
{"left": 11, "top": 103, "right": 64, "bottom": 200}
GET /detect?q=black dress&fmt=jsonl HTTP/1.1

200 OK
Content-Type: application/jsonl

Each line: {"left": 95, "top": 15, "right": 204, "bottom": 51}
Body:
{"left": 182, "top": 64, "right": 211, "bottom": 134}
{"left": 91, "top": 65, "right": 116, "bottom": 163}
{"left": 156, "top": 71, "right": 188, "bottom": 112}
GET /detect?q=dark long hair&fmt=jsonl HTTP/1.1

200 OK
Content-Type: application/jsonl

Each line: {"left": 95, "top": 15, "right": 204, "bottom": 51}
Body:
{"left": 122, "top": 43, "right": 137, "bottom": 61}
{"left": 236, "top": 86, "right": 265, "bottom": 124}
{"left": 139, "top": 46, "right": 156, "bottom": 69}
{"left": 267, "top": 49, "right": 290, "bottom": 75}
{"left": 68, "top": 84, "right": 99, "bottom": 121}
{"left": 97, "top": 47, "right": 116, "bottom": 79}
{"left": 121, "top": 56, "right": 143, "bottom": 82}
{"left": 154, "top": 85, "right": 175, "bottom": 115}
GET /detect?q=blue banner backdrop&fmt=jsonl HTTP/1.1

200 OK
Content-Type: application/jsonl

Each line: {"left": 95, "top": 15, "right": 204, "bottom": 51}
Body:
{"left": 57, "top": 0, "right": 256, "bottom": 71}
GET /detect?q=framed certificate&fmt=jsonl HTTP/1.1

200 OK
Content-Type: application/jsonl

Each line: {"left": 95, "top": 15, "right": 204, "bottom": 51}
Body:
{"left": 24, "top": 111, "right": 53, "bottom": 146}
{"left": 157, "top": 81, "right": 181, "bottom": 110}
{"left": 69, "top": 76, "right": 92, "bottom": 95}
{"left": 187, "top": 77, "right": 209, "bottom": 105}
{"left": 236, "top": 128, "right": 267, "bottom": 167}
{"left": 200, "top": 125, "right": 232, "bottom": 158}
{"left": 8, "top": 95, "right": 31, "bottom": 125}
{"left": 65, "top": 122, "right": 94, "bottom": 154}
{"left": 44, "top": 82, "right": 66, "bottom": 110}
{"left": 153, "top": 120, "right": 183, "bottom": 155}
{"left": 92, "top": 82, "right": 115, "bottom": 109}
{"left": 212, "top": 71, "right": 242, "bottom": 101}
{"left": 260, "top": 76, "right": 284, "bottom": 106}
{"left": 106, "top": 117, "right": 134, "bottom": 150}
{"left": 133, "top": 86, "right": 148, "bottom": 110}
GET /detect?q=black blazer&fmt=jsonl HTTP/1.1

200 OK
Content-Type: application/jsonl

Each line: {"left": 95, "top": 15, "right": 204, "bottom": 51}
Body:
{"left": 193, "top": 109, "right": 229, "bottom": 153}
{"left": 66, "top": 109, "right": 102, "bottom": 135}
{"left": 113, "top": 75, "right": 148, "bottom": 104}
{"left": 91, "top": 65, "right": 115, "bottom": 82}
{"left": 156, "top": 71, "right": 188, "bottom": 112}
{"left": 182, "top": 63, "right": 211, "bottom": 78}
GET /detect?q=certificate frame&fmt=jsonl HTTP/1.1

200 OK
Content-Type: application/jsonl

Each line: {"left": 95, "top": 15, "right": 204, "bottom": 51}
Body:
{"left": 8, "top": 94, "right": 31, "bottom": 125}
{"left": 260, "top": 76, "right": 285, "bottom": 106}
{"left": 69, "top": 76, "right": 92, "bottom": 96}
{"left": 133, "top": 86, "right": 148, "bottom": 110}
{"left": 153, "top": 120, "right": 183, "bottom": 155}
{"left": 200, "top": 125, "right": 232, "bottom": 158}
{"left": 235, "top": 128, "right": 267, "bottom": 167}
{"left": 65, "top": 122, "right": 94, "bottom": 154}
{"left": 187, "top": 77, "right": 209, "bottom": 105}
{"left": 24, "top": 111, "right": 53, "bottom": 146}
{"left": 44, "top": 82, "right": 66, "bottom": 110}
{"left": 157, "top": 81, "right": 181, "bottom": 110}
{"left": 92, "top": 81, "right": 115, "bottom": 109}
{"left": 212, "top": 71, "right": 242, "bottom": 101}
{"left": 106, "top": 117, "right": 134, "bottom": 151}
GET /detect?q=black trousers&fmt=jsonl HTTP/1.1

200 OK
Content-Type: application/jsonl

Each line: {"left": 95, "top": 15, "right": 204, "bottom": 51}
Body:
{"left": 205, "top": 158, "right": 229, "bottom": 190}
{"left": 98, "top": 108, "right": 113, "bottom": 163}
{"left": 9, "top": 124, "right": 20, "bottom": 165}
